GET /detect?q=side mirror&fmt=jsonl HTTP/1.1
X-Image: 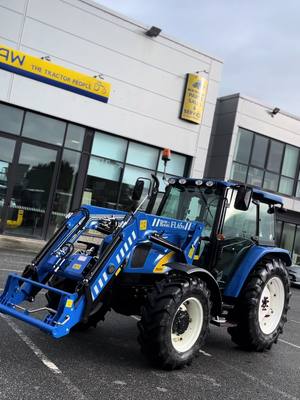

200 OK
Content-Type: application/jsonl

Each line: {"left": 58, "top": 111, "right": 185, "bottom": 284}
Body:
{"left": 234, "top": 186, "right": 253, "bottom": 211}
{"left": 132, "top": 179, "right": 145, "bottom": 201}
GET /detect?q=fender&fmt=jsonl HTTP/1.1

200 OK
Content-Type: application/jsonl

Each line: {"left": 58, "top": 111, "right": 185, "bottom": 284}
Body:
{"left": 223, "top": 246, "right": 291, "bottom": 298}
{"left": 165, "top": 262, "right": 222, "bottom": 316}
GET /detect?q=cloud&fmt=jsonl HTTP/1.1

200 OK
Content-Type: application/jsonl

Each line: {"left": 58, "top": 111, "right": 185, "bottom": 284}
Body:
{"left": 96, "top": 0, "right": 300, "bottom": 114}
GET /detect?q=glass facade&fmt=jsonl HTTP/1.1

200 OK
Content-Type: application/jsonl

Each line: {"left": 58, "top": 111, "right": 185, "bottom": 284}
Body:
{"left": 83, "top": 131, "right": 189, "bottom": 212}
{"left": 231, "top": 128, "right": 300, "bottom": 197}
{"left": 277, "top": 220, "right": 300, "bottom": 266}
{"left": 0, "top": 102, "right": 190, "bottom": 239}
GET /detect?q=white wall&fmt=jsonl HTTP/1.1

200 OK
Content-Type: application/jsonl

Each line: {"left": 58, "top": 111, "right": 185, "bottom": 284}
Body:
{"left": 0, "top": 0, "right": 222, "bottom": 173}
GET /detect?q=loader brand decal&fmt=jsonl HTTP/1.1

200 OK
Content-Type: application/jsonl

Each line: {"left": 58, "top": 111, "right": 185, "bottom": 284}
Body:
{"left": 180, "top": 73, "right": 208, "bottom": 124}
{"left": 65, "top": 299, "right": 73, "bottom": 308}
{"left": 152, "top": 218, "right": 192, "bottom": 231}
{"left": 72, "top": 264, "right": 82, "bottom": 270}
{"left": 0, "top": 44, "right": 111, "bottom": 103}
{"left": 140, "top": 220, "right": 147, "bottom": 231}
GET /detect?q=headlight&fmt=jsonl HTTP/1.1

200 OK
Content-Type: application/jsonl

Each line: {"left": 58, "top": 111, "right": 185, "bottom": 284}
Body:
{"left": 178, "top": 178, "right": 187, "bottom": 185}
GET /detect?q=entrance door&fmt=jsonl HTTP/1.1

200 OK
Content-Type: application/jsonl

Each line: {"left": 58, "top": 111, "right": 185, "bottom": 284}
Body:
{"left": 0, "top": 140, "right": 59, "bottom": 238}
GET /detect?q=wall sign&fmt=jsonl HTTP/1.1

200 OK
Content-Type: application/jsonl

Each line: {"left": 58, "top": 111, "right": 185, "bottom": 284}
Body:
{"left": 0, "top": 44, "right": 111, "bottom": 103}
{"left": 180, "top": 73, "right": 208, "bottom": 124}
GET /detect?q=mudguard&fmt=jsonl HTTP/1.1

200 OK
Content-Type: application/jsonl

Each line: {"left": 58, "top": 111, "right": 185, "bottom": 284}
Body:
{"left": 223, "top": 246, "right": 291, "bottom": 298}
{"left": 165, "top": 262, "right": 222, "bottom": 316}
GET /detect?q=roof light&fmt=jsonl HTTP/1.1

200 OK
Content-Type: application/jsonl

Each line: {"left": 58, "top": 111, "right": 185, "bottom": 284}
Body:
{"left": 168, "top": 178, "right": 176, "bottom": 184}
{"left": 179, "top": 178, "right": 187, "bottom": 185}
{"left": 195, "top": 180, "right": 203, "bottom": 186}
{"left": 206, "top": 181, "right": 214, "bottom": 187}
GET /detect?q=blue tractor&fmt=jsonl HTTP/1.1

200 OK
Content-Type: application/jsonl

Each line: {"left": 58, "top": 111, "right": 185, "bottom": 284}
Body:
{"left": 0, "top": 175, "right": 291, "bottom": 369}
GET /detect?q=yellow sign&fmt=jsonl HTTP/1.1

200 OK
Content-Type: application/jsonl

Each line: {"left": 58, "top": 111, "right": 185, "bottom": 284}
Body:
{"left": 0, "top": 44, "right": 111, "bottom": 103}
{"left": 180, "top": 73, "right": 208, "bottom": 124}
{"left": 140, "top": 220, "right": 147, "bottom": 231}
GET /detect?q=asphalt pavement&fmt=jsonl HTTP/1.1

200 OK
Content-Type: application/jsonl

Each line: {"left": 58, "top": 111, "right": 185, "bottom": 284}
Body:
{"left": 0, "top": 246, "right": 299, "bottom": 400}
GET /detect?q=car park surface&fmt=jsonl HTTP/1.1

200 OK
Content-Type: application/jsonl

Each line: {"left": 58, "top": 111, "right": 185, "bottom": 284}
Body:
{"left": 0, "top": 248, "right": 299, "bottom": 400}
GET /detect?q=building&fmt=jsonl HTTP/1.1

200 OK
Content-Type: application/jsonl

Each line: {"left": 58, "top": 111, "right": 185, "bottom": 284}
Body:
{"left": 205, "top": 93, "right": 300, "bottom": 266}
{"left": 0, "top": 0, "right": 222, "bottom": 239}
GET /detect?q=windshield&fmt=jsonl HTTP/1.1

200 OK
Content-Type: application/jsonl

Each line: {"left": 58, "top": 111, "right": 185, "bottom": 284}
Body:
{"left": 158, "top": 185, "right": 222, "bottom": 236}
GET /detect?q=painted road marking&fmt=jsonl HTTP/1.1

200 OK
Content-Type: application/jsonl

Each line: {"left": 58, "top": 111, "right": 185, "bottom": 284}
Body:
{"left": 279, "top": 338, "right": 300, "bottom": 350}
{"left": 291, "top": 320, "right": 300, "bottom": 324}
{"left": 0, "top": 268, "right": 20, "bottom": 272}
{"left": 199, "top": 349, "right": 212, "bottom": 357}
{"left": 0, "top": 314, "right": 89, "bottom": 400}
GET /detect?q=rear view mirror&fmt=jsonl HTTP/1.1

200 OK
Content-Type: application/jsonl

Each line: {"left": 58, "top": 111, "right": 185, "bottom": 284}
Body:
{"left": 132, "top": 179, "right": 145, "bottom": 201}
{"left": 234, "top": 186, "right": 253, "bottom": 211}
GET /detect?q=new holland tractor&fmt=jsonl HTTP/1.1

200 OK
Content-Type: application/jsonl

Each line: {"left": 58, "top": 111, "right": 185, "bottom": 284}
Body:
{"left": 0, "top": 170, "right": 291, "bottom": 369}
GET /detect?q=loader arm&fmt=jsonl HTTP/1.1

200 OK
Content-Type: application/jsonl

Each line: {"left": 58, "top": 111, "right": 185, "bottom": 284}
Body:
{"left": 0, "top": 206, "right": 204, "bottom": 338}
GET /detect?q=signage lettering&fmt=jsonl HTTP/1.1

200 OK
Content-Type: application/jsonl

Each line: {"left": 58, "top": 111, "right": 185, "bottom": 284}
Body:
{"left": 180, "top": 73, "right": 208, "bottom": 124}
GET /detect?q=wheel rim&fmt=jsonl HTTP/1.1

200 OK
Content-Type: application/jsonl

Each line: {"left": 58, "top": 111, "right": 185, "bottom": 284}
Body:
{"left": 171, "top": 297, "right": 203, "bottom": 352}
{"left": 258, "top": 276, "right": 285, "bottom": 335}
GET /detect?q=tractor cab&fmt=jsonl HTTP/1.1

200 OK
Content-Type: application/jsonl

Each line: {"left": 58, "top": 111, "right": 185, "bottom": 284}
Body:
{"left": 156, "top": 178, "right": 284, "bottom": 287}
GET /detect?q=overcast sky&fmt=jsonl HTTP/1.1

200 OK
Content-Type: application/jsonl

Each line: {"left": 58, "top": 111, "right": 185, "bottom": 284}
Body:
{"left": 96, "top": 0, "right": 300, "bottom": 115}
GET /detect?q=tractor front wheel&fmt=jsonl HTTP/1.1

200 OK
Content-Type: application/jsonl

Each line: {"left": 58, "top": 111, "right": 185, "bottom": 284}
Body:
{"left": 228, "top": 258, "right": 290, "bottom": 351}
{"left": 138, "top": 275, "right": 211, "bottom": 369}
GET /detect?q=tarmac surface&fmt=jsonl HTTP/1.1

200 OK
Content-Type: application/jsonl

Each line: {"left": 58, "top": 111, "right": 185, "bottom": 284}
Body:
{"left": 0, "top": 242, "right": 299, "bottom": 400}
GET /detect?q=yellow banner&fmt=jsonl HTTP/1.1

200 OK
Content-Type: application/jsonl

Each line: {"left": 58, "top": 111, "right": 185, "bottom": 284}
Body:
{"left": 0, "top": 44, "right": 111, "bottom": 103}
{"left": 180, "top": 73, "right": 208, "bottom": 124}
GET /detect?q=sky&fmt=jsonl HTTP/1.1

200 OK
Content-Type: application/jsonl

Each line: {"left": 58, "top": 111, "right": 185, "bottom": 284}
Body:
{"left": 96, "top": 0, "right": 300, "bottom": 115}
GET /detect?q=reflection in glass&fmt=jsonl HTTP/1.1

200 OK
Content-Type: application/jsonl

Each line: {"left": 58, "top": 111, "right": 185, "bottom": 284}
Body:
{"left": 92, "top": 131, "right": 127, "bottom": 162}
{"left": 0, "top": 104, "right": 24, "bottom": 135}
{"left": 279, "top": 176, "right": 294, "bottom": 196}
{"left": 127, "top": 142, "right": 159, "bottom": 169}
{"left": 234, "top": 129, "right": 253, "bottom": 164}
{"left": 158, "top": 152, "right": 187, "bottom": 176}
{"left": 292, "top": 226, "right": 300, "bottom": 265}
{"left": 64, "top": 124, "right": 85, "bottom": 151}
{"left": 251, "top": 135, "right": 268, "bottom": 168}
{"left": 281, "top": 223, "right": 295, "bottom": 254}
{"left": 119, "top": 165, "right": 154, "bottom": 211}
{"left": 48, "top": 150, "right": 81, "bottom": 236}
{"left": 267, "top": 140, "right": 284, "bottom": 173}
{"left": 231, "top": 162, "right": 247, "bottom": 182}
{"left": 263, "top": 171, "right": 279, "bottom": 192}
{"left": 22, "top": 112, "right": 66, "bottom": 146}
{"left": 4, "top": 143, "right": 57, "bottom": 237}
{"left": 281, "top": 145, "right": 298, "bottom": 178}
{"left": 0, "top": 137, "right": 16, "bottom": 225}
{"left": 247, "top": 167, "right": 263, "bottom": 187}
{"left": 84, "top": 156, "right": 122, "bottom": 208}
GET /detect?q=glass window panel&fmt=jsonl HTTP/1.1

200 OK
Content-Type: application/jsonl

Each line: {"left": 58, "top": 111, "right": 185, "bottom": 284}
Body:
{"left": 263, "top": 171, "right": 279, "bottom": 192}
{"left": 0, "top": 137, "right": 16, "bottom": 213}
{"left": 231, "top": 162, "right": 247, "bottom": 182}
{"left": 22, "top": 112, "right": 66, "bottom": 146}
{"left": 0, "top": 103, "right": 24, "bottom": 135}
{"left": 259, "top": 203, "right": 275, "bottom": 241}
{"left": 64, "top": 124, "right": 85, "bottom": 151}
{"left": 92, "top": 131, "right": 127, "bottom": 162}
{"left": 119, "top": 165, "right": 154, "bottom": 211}
{"left": 158, "top": 152, "right": 187, "bottom": 176}
{"left": 279, "top": 176, "right": 294, "bottom": 196}
{"left": 280, "top": 222, "right": 296, "bottom": 253}
{"left": 250, "top": 135, "right": 268, "bottom": 168}
{"left": 292, "top": 226, "right": 300, "bottom": 265}
{"left": 247, "top": 167, "right": 263, "bottom": 187}
{"left": 281, "top": 145, "right": 298, "bottom": 178}
{"left": 126, "top": 142, "right": 159, "bottom": 169}
{"left": 267, "top": 140, "right": 284, "bottom": 173}
{"left": 48, "top": 150, "right": 82, "bottom": 236}
{"left": 234, "top": 128, "right": 253, "bottom": 164}
{"left": 275, "top": 220, "right": 283, "bottom": 245}
{"left": 296, "top": 181, "right": 300, "bottom": 198}
{"left": 84, "top": 156, "right": 123, "bottom": 208}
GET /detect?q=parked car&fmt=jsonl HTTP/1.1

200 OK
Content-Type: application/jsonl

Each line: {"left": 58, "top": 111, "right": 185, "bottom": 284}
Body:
{"left": 287, "top": 265, "right": 300, "bottom": 287}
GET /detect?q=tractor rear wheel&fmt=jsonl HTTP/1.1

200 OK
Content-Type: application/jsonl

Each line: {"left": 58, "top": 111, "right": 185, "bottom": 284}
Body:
{"left": 228, "top": 258, "right": 290, "bottom": 351}
{"left": 138, "top": 275, "right": 211, "bottom": 369}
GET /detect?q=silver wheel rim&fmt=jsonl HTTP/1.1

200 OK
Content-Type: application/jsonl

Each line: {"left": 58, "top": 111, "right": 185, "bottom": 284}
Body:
{"left": 171, "top": 297, "right": 203, "bottom": 352}
{"left": 258, "top": 276, "right": 285, "bottom": 335}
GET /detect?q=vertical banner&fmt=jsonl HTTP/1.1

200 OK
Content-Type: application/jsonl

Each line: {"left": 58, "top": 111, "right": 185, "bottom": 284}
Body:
{"left": 180, "top": 73, "right": 208, "bottom": 124}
